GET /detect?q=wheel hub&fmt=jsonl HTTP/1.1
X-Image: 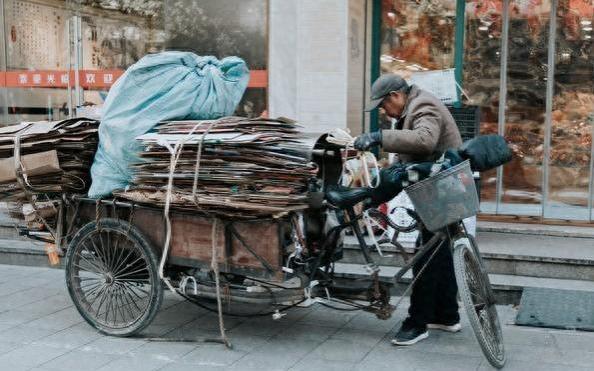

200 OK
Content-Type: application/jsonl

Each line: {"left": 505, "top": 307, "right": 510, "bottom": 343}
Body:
{"left": 104, "top": 272, "right": 115, "bottom": 285}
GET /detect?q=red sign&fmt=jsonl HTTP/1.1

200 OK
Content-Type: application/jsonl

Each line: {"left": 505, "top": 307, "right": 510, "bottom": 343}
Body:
{"left": 0, "top": 69, "right": 267, "bottom": 89}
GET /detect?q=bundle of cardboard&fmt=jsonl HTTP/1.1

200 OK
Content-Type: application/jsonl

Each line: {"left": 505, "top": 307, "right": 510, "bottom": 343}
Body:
{"left": 0, "top": 118, "right": 99, "bottom": 201}
{"left": 114, "top": 117, "right": 318, "bottom": 218}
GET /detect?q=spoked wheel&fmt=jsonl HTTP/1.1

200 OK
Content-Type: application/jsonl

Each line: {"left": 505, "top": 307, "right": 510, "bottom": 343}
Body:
{"left": 453, "top": 242, "right": 506, "bottom": 368}
{"left": 65, "top": 218, "right": 163, "bottom": 336}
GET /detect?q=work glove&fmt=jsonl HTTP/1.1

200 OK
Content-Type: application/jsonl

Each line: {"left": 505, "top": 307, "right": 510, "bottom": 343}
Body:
{"left": 353, "top": 131, "right": 382, "bottom": 151}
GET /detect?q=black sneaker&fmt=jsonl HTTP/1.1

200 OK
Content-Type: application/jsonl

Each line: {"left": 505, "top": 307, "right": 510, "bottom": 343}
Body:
{"left": 391, "top": 320, "right": 429, "bottom": 346}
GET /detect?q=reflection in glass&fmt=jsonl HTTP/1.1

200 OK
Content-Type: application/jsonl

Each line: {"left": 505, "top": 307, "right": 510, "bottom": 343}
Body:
{"left": 3, "top": 0, "right": 72, "bottom": 123}
{"left": 1, "top": 0, "right": 269, "bottom": 125}
{"left": 546, "top": 2, "right": 594, "bottom": 219}
{"left": 380, "top": 0, "right": 456, "bottom": 79}
{"left": 379, "top": 0, "right": 456, "bottom": 131}
{"left": 500, "top": 1, "right": 551, "bottom": 213}
{"left": 163, "top": 0, "right": 268, "bottom": 117}
{"left": 463, "top": 0, "right": 503, "bottom": 207}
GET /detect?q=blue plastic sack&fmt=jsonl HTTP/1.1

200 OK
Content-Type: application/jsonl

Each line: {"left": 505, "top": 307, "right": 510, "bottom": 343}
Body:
{"left": 88, "top": 52, "right": 249, "bottom": 198}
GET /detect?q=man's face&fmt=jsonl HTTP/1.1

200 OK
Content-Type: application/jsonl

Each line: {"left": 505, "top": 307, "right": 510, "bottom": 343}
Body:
{"left": 380, "top": 91, "right": 407, "bottom": 119}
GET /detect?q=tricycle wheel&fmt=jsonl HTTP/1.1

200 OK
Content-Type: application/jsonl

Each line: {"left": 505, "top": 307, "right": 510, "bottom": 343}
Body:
{"left": 65, "top": 218, "right": 163, "bottom": 336}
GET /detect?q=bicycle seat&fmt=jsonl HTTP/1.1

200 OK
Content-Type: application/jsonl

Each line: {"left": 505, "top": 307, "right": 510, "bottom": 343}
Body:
{"left": 326, "top": 187, "right": 372, "bottom": 208}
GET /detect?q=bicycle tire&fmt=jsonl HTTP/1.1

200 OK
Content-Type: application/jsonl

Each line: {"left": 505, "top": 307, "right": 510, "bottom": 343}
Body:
{"left": 65, "top": 218, "right": 163, "bottom": 337}
{"left": 453, "top": 241, "right": 506, "bottom": 368}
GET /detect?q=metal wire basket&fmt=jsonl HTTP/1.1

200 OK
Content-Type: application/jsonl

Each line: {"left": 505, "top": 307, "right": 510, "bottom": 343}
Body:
{"left": 405, "top": 160, "right": 479, "bottom": 232}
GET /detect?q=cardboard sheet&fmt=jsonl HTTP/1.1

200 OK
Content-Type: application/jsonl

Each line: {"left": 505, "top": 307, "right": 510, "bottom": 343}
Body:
{"left": 115, "top": 117, "right": 318, "bottom": 218}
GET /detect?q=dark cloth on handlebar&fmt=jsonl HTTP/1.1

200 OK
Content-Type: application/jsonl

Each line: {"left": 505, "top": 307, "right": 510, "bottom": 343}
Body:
{"left": 369, "top": 149, "right": 464, "bottom": 205}
{"left": 459, "top": 135, "right": 513, "bottom": 172}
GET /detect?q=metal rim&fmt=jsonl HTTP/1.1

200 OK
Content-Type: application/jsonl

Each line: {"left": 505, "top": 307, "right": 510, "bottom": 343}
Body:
{"left": 68, "top": 227, "right": 156, "bottom": 330}
{"left": 461, "top": 245, "right": 505, "bottom": 365}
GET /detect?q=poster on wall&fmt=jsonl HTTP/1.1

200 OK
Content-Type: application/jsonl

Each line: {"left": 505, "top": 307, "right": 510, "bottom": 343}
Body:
{"left": 407, "top": 68, "right": 459, "bottom": 104}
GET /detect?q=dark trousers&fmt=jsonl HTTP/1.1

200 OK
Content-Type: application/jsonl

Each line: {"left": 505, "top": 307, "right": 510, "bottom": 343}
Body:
{"left": 408, "top": 228, "right": 460, "bottom": 327}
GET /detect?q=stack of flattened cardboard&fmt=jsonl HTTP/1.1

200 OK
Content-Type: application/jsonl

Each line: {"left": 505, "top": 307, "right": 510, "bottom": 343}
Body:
{"left": 0, "top": 118, "right": 99, "bottom": 201}
{"left": 114, "top": 117, "right": 318, "bottom": 218}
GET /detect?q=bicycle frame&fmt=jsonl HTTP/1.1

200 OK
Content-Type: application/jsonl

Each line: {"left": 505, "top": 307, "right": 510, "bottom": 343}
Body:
{"left": 328, "top": 205, "right": 457, "bottom": 285}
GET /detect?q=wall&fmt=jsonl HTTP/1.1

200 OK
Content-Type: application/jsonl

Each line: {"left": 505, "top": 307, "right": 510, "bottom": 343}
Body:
{"left": 346, "top": 0, "right": 366, "bottom": 136}
{"left": 269, "top": 0, "right": 367, "bottom": 134}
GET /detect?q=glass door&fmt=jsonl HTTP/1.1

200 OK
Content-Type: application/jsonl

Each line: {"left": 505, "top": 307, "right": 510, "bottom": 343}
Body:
{"left": 463, "top": 0, "right": 504, "bottom": 213}
{"left": 498, "top": 1, "right": 552, "bottom": 216}
{"left": 544, "top": 0, "right": 594, "bottom": 220}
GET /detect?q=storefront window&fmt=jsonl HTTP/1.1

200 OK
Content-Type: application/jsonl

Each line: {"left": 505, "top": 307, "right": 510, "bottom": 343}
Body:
{"left": 379, "top": 0, "right": 456, "bottom": 129}
{"left": 1, "top": 0, "right": 269, "bottom": 125}
{"left": 500, "top": 1, "right": 551, "bottom": 214}
{"left": 546, "top": 1, "right": 594, "bottom": 219}
{"left": 3, "top": 0, "right": 73, "bottom": 124}
{"left": 382, "top": 0, "right": 594, "bottom": 221}
{"left": 78, "top": 5, "right": 157, "bottom": 113}
{"left": 464, "top": 0, "right": 503, "bottom": 209}
{"left": 163, "top": 0, "right": 268, "bottom": 117}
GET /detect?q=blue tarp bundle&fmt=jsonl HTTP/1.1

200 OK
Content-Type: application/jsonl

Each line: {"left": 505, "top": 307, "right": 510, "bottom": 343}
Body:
{"left": 88, "top": 51, "right": 250, "bottom": 198}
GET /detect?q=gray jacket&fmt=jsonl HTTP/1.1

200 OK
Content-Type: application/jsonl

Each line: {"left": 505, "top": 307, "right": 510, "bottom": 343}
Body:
{"left": 382, "top": 85, "right": 462, "bottom": 163}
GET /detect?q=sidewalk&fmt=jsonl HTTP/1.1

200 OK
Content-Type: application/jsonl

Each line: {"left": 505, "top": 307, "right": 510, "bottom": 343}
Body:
{"left": 0, "top": 264, "right": 593, "bottom": 370}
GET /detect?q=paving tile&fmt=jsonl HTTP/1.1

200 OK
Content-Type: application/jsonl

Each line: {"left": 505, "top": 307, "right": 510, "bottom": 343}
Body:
{"left": 354, "top": 348, "right": 421, "bottom": 371}
{"left": 158, "top": 361, "right": 227, "bottom": 371}
{"left": 151, "top": 307, "right": 206, "bottom": 327}
{"left": 95, "top": 355, "right": 171, "bottom": 371}
{"left": 163, "top": 317, "right": 239, "bottom": 340}
{"left": 279, "top": 323, "right": 339, "bottom": 341}
{"left": 289, "top": 356, "right": 356, "bottom": 371}
{"left": 411, "top": 352, "right": 482, "bottom": 371}
{"left": 0, "top": 283, "right": 26, "bottom": 297}
{"left": 33, "top": 325, "right": 103, "bottom": 349}
{"left": 235, "top": 337, "right": 320, "bottom": 370}
{"left": 3, "top": 264, "right": 594, "bottom": 371}
{"left": 310, "top": 338, "right": 374, "bottom": 363}
{"left": 23, "top": 307, "right": 84, "bottom": 331}
{"left": 227, "top": 318, "right": 290, "bottom": 337}
{"left": 330, "top": 326, "right": 388, "bottom": 347}
{"left": 139, "top": 323, "right": 185, "bottom": 338}
{"left": 0, "top": 343, "right": 70, "bottom": 368}
{"left": 0, "top": 286, "right": 62, "bottom": 310}
{"left": 502, "top": 326, "right": 556, "bottom": 347}
{"left": 0, "top": 341, "right": 20, "bottom": 355}
{"left": 423, "top": 336, "right": 483, "bottom": 356}
{"left": 0, "top": 309, "right": 45, "bottom": 326}
{"left": 0, "top": 322, "right": 15, "bottom": 332}
{"left": 40, "top": 349, "right": 116, "bottom": 370}
{"left": 0, "top": 325, "right": 57, "bottom": 344}
{"left": 11, "top": 302, "right": 66, "bottom": 318}
{"left": 342, "top": 311, "right": 400, "bottom": 333}
{"left": 220, "top": 333, "right": 271, "bottom": 352}
{"left": 24, "top": 294, "right": 74, "bottom": 312}
{"left": 297, "top": 308, "right": 357, "bottom": 328}
{"left": 550, "top": 329, "right": 594, "bottom": 352}
{"left": 79, "top": 336, "right": 146, "bottom": 355}
{"left": 556, "top": 349, "right": 594, "bottom": 369}
{"left": 505, "top": 343, "right": 564, "bottom": 364}
{"left": 0, "top": 361, "right": 32, "bottom": 371}
{"left": 478, "top": 359, "right": 593, "bottom": 371}
{"left": 129, "top": 340, "right": 197, "bottom": 361}
{"left": 181, "top": 344, "right": 247, "bottom": 367}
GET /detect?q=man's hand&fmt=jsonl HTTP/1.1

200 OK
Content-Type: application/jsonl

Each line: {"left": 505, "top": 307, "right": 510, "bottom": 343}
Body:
{"left": 354, "top": 131, "right": 382, "bottom": 151}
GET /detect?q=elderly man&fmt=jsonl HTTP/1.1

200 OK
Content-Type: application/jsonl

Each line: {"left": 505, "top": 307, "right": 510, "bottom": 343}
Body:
{"left": 355, "top": 74, "right": 463, "bottom": 346}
